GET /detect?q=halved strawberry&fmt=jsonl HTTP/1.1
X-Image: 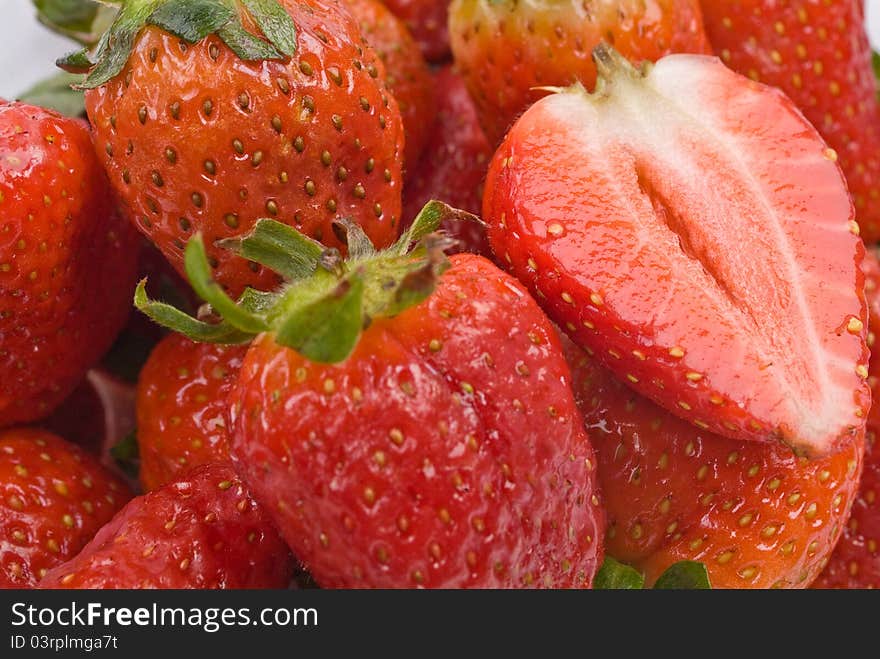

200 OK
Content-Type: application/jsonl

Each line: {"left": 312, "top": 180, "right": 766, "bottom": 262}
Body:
{"left": 483, "top": 47, "right": 869, "bottom": 457}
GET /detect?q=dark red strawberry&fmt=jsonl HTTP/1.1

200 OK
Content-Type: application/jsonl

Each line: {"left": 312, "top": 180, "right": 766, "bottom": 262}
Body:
{"left": 449, "top": 0, "right": 712, "bottom": 144}
{"left": 0, "top": 101, "right": 138, "bottom": 426}
{"left": 381, "top": 0, "right": 450, "bottom": 62}
{"left": 565, "top": 339, "right": 863, "bottom": 588}
{"left": 403, "top": 67, "right": 492, "bottom": 255}
{"left": 0, "top": 428, "right": 132, "bottom": 588}
{"left": 137, "top": 334, "right": 246, "bottom": 491}
{"left": 813, "top": 249, "right": 880, "bottom": 588}
{"left": 700, "top": 0, "right": 880, "bottom": 243}
{"left": 70, "top": 0, "right": 405, "bottom": 296}
{"left": 482, "top": 46, "right": 869, "bottom": 457}
{"left": 137, "top": 204, "right": 604, "bottom": 588}
{"left": 346, "top": 0, "right": 435, "bottom": 168}
{"left": 39, "top": 463, "right": 294, "bottom": 589}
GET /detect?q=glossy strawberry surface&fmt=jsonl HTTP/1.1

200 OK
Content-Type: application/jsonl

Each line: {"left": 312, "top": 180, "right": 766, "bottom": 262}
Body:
{"left": 0, "top": 101, "right": 138, "bottom": 426}
{"left": 450, "top": 0, "right": 712, "bottom": 144}
{"left": 86, "top": 0, "right": 405, "bottom": 296}
{"left": 565, "top": 340, "right": 863, "bottom": 588}
{"left": 40, "top": 463, "right": 293, "bottom": 589}
{"left": 381, "top": 0, "right": 450, "bottom": 61}
{"left": 483, "top": 53, "right": 869, "bottom": 456}
{"left": 137, "top": 334, "right": 246, "bottom": 491}
{"left": 230, "top": 254, "right": 604, "bottom": 588}
{"left": 0, "top": 429, "right": 131, "bottom": 588}
{"left": 700, "top": 0, "right": 880, "bottom": 243}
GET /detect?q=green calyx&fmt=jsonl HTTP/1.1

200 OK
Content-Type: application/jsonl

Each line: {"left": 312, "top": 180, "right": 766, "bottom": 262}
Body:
{"left": 594, "top": 557, "right": 712, "bottom": 590}
{"left": 136, "top": 201, "right": 475, "bottom": 364}
{"left": 56, "top": 0, "right": 297, "bottom": 88}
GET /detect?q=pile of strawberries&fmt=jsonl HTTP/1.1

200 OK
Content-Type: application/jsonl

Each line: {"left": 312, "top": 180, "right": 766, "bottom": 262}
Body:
{"left": 2, "top": 0, "right": 879, "bottom": 590}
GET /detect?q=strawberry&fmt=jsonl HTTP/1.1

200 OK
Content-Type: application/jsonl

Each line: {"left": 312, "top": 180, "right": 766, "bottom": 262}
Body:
{"left": 68, "top": 0, "right": 405, "bottom": 296}
{"left": 39, "top": 463, "right": 294, "bottom": 589}
{"left": 402, "top": 67, "right": 492, "bottom": 255}
{"left": 813, "top": 250, "right": 880, "bottom": 588}
{"left": 482, "top": 47, "right": 869, "bottom": 457}
{"left": 449, "top": 0, "right": 712, "bottom": 145}
{"left": 381, "top": 0, "right": 450, "bottom": 62}
{"left": 564, "top": 339, "right": 864, "bottom": 588}
{"left": 0, "top": 101, "right": 138, "bottom": 426}
{"left": 700, "top": 1, "right": 880, "bottom": 244}
{"left": 346, "top": 0, "right": 435, "bottom": 168}
{"left": 136, "top": 204, "right": 605, "bottom": 588}
{"left": 137, "top": 334, "right": 246, "bottom": 491}
{"left": 0, "top": 428, "right": 132, "bottom": 588}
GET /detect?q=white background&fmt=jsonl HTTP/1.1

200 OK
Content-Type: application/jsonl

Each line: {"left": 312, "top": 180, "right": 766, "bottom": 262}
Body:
{"left": 0, "top": 0, "right": 879, "bottom": 98}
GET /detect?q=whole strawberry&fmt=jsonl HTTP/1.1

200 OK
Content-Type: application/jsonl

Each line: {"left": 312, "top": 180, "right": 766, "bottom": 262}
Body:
{"left": 0, "top": 101, "right": 138, "bottom": 426}
{"left": 70, "top": 0, "right": 405, "bottom": 296}
{"left": 137, "top": 334, "right": 246, "bottom": 491}
{"left": 381, "top": 0, "right": 450, "bottom": 61}
{"left": 137, "top": 204, "right": 605, "bottom": 588}
{"left": 813, "top": 250, "right": 880, "bottom": 588}
{"left": 700, "top": 0, "right": 880, "bottom": 243}
{"left": 40, "top": 463, "right": 294, "bottom": 589}
{"left": 402, "top": 67, "right": 492, "bottom": 255}
{"left": 346, "top": 0, "right": 435, "bottom": 168}
{"left": 0, "top": 429, "right": 132, "bottom": 588}
{"left": 483, "top": 47, "right": 869, "bottom": 457}
{"left": 449, "top": 0, "right": 712, "bottom": 144}
{"left": 565, "top": 340, "right": 863, "bottom": 588}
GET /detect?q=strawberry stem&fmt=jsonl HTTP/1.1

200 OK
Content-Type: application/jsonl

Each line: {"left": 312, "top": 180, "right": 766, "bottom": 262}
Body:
{"left": 135, "top": 202, "right": 475, "bottom": 363}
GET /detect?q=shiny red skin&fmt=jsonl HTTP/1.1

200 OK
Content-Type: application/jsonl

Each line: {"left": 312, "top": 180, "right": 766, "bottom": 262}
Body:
{"left": 483, "top": 57, "right": 869, "bottom": 457}
{"left": 700, "top": 0, "right": 880, "bottom": 243}
{"left": 0, "top": 102, "right": 138, "bottom": 426}
{"left": 403, "top": 67, "right": 492, "bottom": 255}
{"left": 0, "top": 429, "right": 132, "bottom": 588}
{"left": 86, "top": 0, "right": 405, "bottom": 296}
{"left": 137, "top": 334, "right": 246, "bottom": 491}
{"left": 347, "top": 0, "right": 435, "bottom": 168}
{"left": 814, "top": 250, "right": 880, "bottom": 588}
{"left": 565, "top": 340, "right": 864, "bottom": 588}
{"left": 381, "top": 0, "right": 449, "bottom": 61}
{"left": 229, "top": 254, "right": 604, "bottom": 588}
{"left": 39, "top": 463, "right": 294, "bottom": 589}
{"left": 449, "top": 0, "right": 712, "bottom": 145}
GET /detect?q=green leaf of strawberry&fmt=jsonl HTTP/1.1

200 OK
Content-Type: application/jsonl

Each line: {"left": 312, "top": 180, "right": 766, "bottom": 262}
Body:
{"left": 17, "top": 72, "right": 85, "bottom": 117}
{"left": 595, "top": 557, "right": 645, "bottom": 589}
{"left": 653, "top": 562, "right": 711, "bottom": 590}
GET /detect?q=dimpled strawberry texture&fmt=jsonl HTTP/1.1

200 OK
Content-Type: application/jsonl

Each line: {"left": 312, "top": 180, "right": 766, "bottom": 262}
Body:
{"left": 85, "top": 0, "right": 405, "bottom": 297}
{"left": 814, "top": 250, "right": 880, "bottom": 588}
{"left": 381, "top": 0, "right": 450, "bottom": 61}
{"left": 40, "top": 463, "right": 294, "bottom": 589}
{"left": 230, "top": 254, "right": 604, "bottom": 588}
{"left": 0, "top": 429, "right": 132, "bottom": 588}
{"left": 137, "top": 334, "right": 246, "bottom": 492}
{"left": 0, "top": 102, "right": 139, "bottom": 426}
{"left": 564, "top": 340, "right": 863, "bottom": 589}
{"left": 700, "top": 0, "right": 880, "bottom": 243}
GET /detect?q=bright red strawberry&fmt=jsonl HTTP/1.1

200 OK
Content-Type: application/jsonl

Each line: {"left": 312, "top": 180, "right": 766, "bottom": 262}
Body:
{"left": 346, "top": 0, "right": 435, "bottom": 168}
{"left": 449, "top": 0, "right": 712, "bottom": 145}
{"left": 381, "top": 0, "right": 450, "bottom": 61}
{"left": 564, "top": 339, "right": 864, "bottom": 588}
{"left": 0, "top": 101, "right": 138, "bottom": 426}
{"left": 0, "top": 428, "right": 132, "bottom": 588}
{"left": 39, "top": 463, "right": 294, "bottom": 589}
{"left": 402, "top": 67, "right": 492, "bottom": 255}
{"left": 700, "top": 1, "right": 880, "bottom": 243}
{"left": 137, "top": 205, "right": 604, "bottom": 588}
{"left": 483, "top": 47, "right": 869, "bottom": 457}
{"left": 813, "top": 250, "right": 880, "bottom": 588}
{"left": 73, "top": 0, "right": 405, "bottom": 296}
{"left": 137, "top": 334, "right": 246, "bottom": 491}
